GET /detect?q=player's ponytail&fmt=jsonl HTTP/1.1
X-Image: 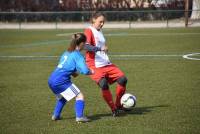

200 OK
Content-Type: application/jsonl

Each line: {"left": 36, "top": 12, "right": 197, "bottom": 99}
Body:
{"left": 68, "top": 33, "right": 86, "bottom": 52}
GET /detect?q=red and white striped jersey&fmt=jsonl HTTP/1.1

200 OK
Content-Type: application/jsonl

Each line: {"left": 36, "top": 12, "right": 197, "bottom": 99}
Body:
{"left": 84, "top": 26, "right": 111, "bottom": 68}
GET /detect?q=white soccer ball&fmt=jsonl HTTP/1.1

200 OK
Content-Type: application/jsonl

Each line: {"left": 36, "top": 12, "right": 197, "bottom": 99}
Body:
{"left": 120, "top": 93, "right": 136, "bottom": 109}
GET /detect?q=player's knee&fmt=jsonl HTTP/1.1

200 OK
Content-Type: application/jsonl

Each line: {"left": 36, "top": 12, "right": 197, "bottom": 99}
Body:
{"left": 76, "top": 92, "right": 84, "bottom": 100}
{"left": 98, "top": 78, "right": 109, "bottom": 90}
{"left": 117, "top": 76, "right": 127, "bottom": 86}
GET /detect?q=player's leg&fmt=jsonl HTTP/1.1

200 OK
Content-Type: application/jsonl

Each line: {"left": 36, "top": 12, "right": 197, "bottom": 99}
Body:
{"left": 116, "top": 76, "right": 127, "bottom": 109}
{"left": 106, "top": 64, "right": 127, "bottom": 109}
{"left": 52, "top": 96, "right": 67, "bottom": 121}
{"left": 54, "top": 83, "right": 88, "bottom": 122}
{"left": 98, "top": 77, "right": 117, "bottom": 115}
{"left": 89, "top": 66, "right": 117, "bottom": 116}
{"left": 61, "top": 83, "right": 89, "bottom": 122}
{"left": 75, "top": 93, "right": 84, "bottom": 118}
{"left": 75, "top": 92, "right": 90, "bottom": 123}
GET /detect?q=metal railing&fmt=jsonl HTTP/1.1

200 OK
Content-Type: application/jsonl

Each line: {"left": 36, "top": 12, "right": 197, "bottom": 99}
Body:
{"left": 0, "top": 10, "right": 199, "bottom": 29}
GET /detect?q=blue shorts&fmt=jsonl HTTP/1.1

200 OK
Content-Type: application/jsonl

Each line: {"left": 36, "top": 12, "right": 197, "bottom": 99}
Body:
{"left": 48, "top": 82, "right": 72, "bottom": 95}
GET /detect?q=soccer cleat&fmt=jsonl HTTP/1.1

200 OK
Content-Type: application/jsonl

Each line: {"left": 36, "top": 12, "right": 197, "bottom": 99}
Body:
{"left": 112, "top": 109, "right": 120, "bottom": 117}
{"left": 51, "top": 115, "right": 61, "bottom": 121}
{"left": 76, "top": 116, "right": 90, "bottom": 123}
{"left": 117, "top": 107, "right": 132, "bottom": 112}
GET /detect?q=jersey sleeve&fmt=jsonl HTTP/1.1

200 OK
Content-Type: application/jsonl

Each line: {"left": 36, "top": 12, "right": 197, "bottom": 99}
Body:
{"left": 84, "top": 43, "right": 101, "bottom": 52}
{"left": 84, "top": 28, "right": 95, "bottom": 46}
{"left": 74, "top": 52, "right": 91, "bottom": 75}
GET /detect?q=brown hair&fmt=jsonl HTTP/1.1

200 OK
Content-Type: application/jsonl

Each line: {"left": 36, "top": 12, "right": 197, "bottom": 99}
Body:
{"left": 67, "top": 33, "right": 86, "bottom": 52}
{"left": 91, "top": 12, "right": 105, "bottom": 23}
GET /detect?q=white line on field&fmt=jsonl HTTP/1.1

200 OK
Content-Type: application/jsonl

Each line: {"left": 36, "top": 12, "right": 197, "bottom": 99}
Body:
{"left": 1, "top": 53, "right": 199, "bottom": 60}
{"left": 0, "top": 54, "right": 182, "bottom": 58}
{"left": 182, "top": 53, "right": 200, "bottom": 60}
{"left": 0, "top": 39, "right": 69, "bottom": 48}
{"left": 108, "top": 33, "right": 200, "bottom": 36}
{"left": 56, "top": 32, "right": 200, "bottom": 37}
{"left": 0, "top": 55, "right": 59, "bottom": 58}
{"left": 110, "top": 54, "right": 182, "bottom": 57}
{"left": 56, "top": 32, "right": 80, "bottom": 36}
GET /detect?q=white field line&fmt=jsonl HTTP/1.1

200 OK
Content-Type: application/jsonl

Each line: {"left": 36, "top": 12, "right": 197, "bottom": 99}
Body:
{"left": 110, "top": 54, "right": 182, "bottom": 57}
{"left": 56, "top": 32, "right": 80, "bottom": 37}
{"left": 0, "top": 55, "right": 59, "bottom": 58}
{"left": 0, "top": 39, "right": 69, "bottom": 48}
{"left": 105, "top": 33, "right": 200, "bottom": 37}
{"left": 0, "top": 54, "right": 182, "bottom": 59}
{"left": 56, "top": 32, "right": 200, "bottom": 37}
{"left": 1, "top": 54, "right": 200, "bottom": 60}
{"left": 182, "top": 53, "right": 200, "bottom": 60}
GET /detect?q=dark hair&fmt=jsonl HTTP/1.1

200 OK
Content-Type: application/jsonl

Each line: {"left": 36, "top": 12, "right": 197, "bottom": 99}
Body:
{"left": 67, "top": 33, "right": 86, "bottom": 52}
{"left": 91, "top": 12, "right": 105, "bottom": 23}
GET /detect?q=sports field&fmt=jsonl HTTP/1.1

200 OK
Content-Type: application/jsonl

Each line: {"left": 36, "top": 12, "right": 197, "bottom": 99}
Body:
{"left": 0, "top": 28, "right": 200, "bottom": 134}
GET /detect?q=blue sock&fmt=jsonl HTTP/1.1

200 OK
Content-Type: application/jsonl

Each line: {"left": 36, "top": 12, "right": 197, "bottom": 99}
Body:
{"left": 53, "top": 97, "right": 67, "bottom": 117}
{"left": 75, "top": 100, "right": 85, "bottom": 118}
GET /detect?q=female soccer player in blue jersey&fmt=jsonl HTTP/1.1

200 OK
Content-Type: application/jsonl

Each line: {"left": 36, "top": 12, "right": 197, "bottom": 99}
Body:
{"left": 48, "top": 33, "right": 93, "bottom": 123}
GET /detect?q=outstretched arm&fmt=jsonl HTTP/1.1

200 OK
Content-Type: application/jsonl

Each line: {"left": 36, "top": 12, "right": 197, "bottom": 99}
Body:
{"left": 84, "top": 43, "right": 108, "bottom": 52}
{"left": 84, "top": 43, "right": 101, "bottom": 52}
{"left": 75, "top": 53, "right": 92, "bottom": 75}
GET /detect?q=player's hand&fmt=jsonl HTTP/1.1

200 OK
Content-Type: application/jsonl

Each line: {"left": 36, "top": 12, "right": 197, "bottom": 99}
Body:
{"left": 101, "top": 45, "right": 108, "bottom": 53}
{"left": 72, "top": 72, "right": 79, "bottom": 77}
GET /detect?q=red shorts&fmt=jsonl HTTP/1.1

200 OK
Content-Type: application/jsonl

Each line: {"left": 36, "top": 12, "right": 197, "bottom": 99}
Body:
{"left": 89, "top": 64, "right": 125, "bottom": 84}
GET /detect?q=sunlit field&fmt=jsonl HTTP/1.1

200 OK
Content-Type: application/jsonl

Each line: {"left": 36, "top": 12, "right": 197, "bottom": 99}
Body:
{"left": 0, "top": 28, "right": 200, "bottom": 134}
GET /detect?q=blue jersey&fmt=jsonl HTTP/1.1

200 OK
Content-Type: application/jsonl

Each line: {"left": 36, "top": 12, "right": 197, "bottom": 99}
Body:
{"left": 48, "top": 50, "right": 90, "bottom": 94}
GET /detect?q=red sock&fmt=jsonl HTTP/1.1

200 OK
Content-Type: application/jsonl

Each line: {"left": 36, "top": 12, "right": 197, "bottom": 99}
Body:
{"left": 115, "top": 84, "right": 126, "bottom": 108}
{"left": 102, "top": 90, "right": 116, "bottom": 111}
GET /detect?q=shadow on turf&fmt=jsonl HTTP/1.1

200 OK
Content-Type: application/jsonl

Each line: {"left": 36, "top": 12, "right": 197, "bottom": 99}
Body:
{"left": 88, "top": 105, "right": 169, "bottom": 121}
{"left": 128, "top": 104, "right": 169, "bottom": 115}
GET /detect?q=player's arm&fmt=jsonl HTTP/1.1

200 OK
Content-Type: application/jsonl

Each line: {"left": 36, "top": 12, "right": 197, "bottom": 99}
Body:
{"left": 84, "top": 28, "right": 100, "bottom": 52}
{"left": 84, "top": 43, "right": 108, "bottom": 52}
{"left": 84, "top": 43, "right": 101, "bottom": 52}
{"left": 84, "top": 28, "right": 93, "bottom": 45}
{"left": 75, "top": 53, "right": 92, "bottom": 75}
{"left": 84, "top": 29, "right": 108, "bottom": 52}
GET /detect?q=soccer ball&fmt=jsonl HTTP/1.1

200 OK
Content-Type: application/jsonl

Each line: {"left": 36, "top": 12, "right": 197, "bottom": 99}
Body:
{"left": 120, "top": 93, "right": 136, "bottom": 109}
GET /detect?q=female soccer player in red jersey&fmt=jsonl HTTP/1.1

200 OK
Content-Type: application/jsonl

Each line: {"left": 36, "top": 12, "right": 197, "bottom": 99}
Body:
{"left": 84, "top": 12, "right": 128, "bottom": 116}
